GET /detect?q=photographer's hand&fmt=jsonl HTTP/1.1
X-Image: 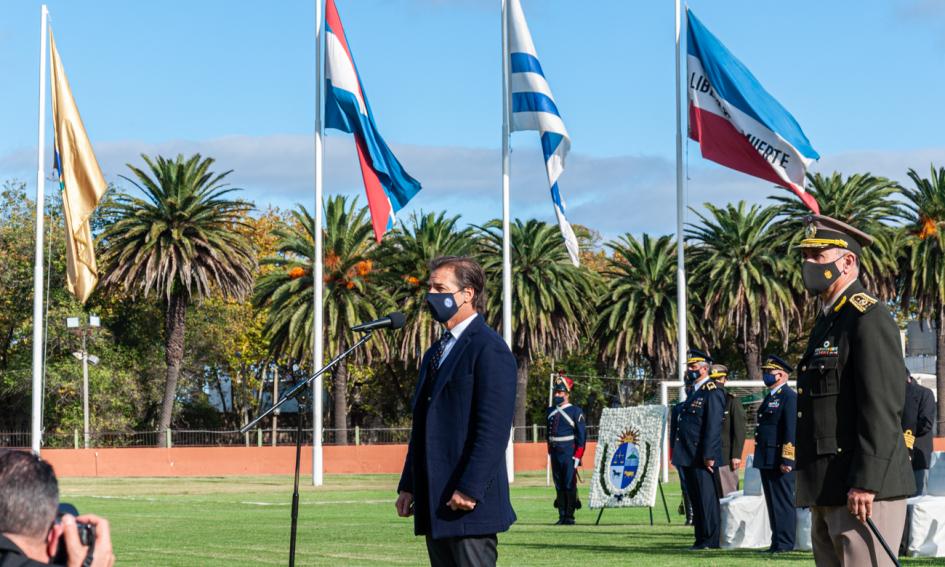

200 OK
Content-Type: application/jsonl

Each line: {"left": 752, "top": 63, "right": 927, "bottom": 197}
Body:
{"left": 61, "top": 514, "right": 115, "bottom": 567}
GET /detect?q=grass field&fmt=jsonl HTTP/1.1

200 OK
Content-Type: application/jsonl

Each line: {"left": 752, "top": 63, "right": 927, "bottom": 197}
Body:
{"left": 58, "top": 472, "right": 944, "bottom": 566}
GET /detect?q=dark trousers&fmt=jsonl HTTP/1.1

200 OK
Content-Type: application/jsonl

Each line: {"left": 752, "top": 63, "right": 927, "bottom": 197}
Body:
{"left": 425, "top": 535, "right": 498, "bottom": 567}
{"left": 678, "top": 467, "right": 693, "bottom": 523}
{"left": 683, "top": 465, "right": 720, "bottom": 548}
{"left": 550, "top": 445, "right": 578, "bottom": 521}
{"left": 760, "top": 468, "right": 796, "bottom": 552}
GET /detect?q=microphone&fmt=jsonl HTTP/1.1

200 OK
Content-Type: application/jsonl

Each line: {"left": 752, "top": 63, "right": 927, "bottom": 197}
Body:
{"left": 351, "top": 312, "right": 406, "bottom": 333}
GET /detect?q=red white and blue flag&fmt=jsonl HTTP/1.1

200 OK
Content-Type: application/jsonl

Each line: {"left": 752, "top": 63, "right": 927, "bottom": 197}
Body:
{"left": 687, "top": 9, "right": 820, "bottom": 213}
{"left": 325, "top": 0, "right": 421, "bottom": 241}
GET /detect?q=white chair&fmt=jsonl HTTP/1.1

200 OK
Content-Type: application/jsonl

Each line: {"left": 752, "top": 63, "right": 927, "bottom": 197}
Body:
{"left": 720, "top": 455, "right": 772, "bottom": 548}
{"left": 907, "top": 451, "right": 945, "bottom": 557}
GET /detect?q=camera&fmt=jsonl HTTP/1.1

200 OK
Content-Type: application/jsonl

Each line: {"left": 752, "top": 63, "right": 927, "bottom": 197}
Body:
{"left": 51, "top": 503, "right": 96, "bottom": 566}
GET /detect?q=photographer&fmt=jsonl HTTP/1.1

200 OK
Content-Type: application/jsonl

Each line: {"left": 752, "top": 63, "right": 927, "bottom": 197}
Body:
{"left": 0, "top": 450, "right": 115, "bottom": 567}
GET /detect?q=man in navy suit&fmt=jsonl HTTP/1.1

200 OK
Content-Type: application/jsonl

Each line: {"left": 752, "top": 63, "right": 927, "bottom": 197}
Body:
{"left": 396, "top": 256, "right": 518, "bottom": 567}
{"left": 671, "top": 349, "right": 725, "bottom": 550}
{"left": 753, "top": 354, "right": 797, "bottom": 553}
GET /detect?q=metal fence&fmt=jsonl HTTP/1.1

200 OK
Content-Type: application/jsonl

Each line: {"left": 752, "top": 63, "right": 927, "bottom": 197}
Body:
{"left": 0, "top": 425, "right": 602, "bottom": 449}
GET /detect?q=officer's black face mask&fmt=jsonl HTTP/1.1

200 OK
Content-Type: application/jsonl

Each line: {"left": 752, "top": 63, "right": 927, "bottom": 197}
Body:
{"left": 801, "top": 257, "right": 844, "bottom": 295}
{"left": 553, "top": 395, "right": 565, "bottom": 406}
{"left": 685, "top": 369, "right": 701, "bottom": 383}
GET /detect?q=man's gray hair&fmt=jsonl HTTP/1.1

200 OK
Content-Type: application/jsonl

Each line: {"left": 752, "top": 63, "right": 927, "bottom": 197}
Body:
{"left": 0, "top": 450, "right": 59, "bottom": 539}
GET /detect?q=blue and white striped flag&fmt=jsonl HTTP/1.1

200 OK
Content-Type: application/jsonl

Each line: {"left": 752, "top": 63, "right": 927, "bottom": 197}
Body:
{"left": 507, "top": 0, "right": 580, "bottom": 266}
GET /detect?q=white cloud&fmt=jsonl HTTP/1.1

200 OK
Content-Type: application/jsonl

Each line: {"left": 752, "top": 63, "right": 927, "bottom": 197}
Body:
{"left": 2, "top": 135, "right": 943, "bottom": 242}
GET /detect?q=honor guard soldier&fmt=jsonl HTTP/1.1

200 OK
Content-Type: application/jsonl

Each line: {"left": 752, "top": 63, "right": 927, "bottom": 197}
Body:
{"left": 547, "top": 375, "right": 586, "bottom": 525}
{"left": 711, "top": 364, "right": 746, "bottom": 496}
{"left": 671, "top": 349, "right": 726, "bottom": 550}
{"left": 754, "top": 354, "right": 798, "bottom": 553}
{"left": 795, "top": 215, "right": 914, "bottom": 566}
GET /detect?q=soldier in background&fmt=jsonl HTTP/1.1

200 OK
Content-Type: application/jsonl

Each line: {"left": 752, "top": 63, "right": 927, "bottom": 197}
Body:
{"left": 900, "top": 371, "right": 936, "bottom": 556}
{"left": 902, "top": 372, "right": 936, "bottom": 496}
{"left": 671, "top": 381, "right": 695, "bottom": 525}
{"left": 546, "top": 375, "right": 586, "bottom": 525}
{"left": 671, "top": 349, "right": 725, "bottom": 550}
{"left": 794, "top": 215, "right": 914, "bottom": 566}
{"left": 711, "top": 364, "right": 745, "bottom": 496}
{"left": 754, "top": 354, "right": 797, "bottom": 554}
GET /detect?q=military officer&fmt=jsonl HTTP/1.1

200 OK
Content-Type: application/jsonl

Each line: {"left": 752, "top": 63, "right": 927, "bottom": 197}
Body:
{"left": 671, "top": 381, "right": 695, "bottom": 525}
{"left": 754, "top": 354, "right": 798, "bottom": 553}
{"left": 671, "top": 349, "right": 726, "bottom": 550}
{"left": 711, "top": 364, "right": 746, "bottom": 496}
{"left": 546, "top": 375, "right": 586, "bottom": 525}
{"left": 795, "top": 215, "right": 914, "bottom": 566}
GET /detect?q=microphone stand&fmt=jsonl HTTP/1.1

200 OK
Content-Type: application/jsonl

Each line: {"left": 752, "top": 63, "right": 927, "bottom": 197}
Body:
{"left": 241, "top": 330, "right": 374, "bottom": 567}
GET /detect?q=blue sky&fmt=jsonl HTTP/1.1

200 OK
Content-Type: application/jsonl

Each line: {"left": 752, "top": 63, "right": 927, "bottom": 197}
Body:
{"left": 1, "top": 0, "right": 944, "bottom": 239}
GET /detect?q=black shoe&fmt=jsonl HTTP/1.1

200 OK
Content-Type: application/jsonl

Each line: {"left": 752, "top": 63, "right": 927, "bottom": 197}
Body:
{"left": 561, "top": 518, "right": 575, "bottom": 525}
{"left": 688, "top": 544, "right": 707, "bottom": 551}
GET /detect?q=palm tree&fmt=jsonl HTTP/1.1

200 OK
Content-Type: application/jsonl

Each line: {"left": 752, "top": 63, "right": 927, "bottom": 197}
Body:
{"left": 98, "top": 154, "right": 255, "bottom": 442}
{"left": 771, "top": 172, "right": 903, "bottom": 300}
{"left": 379, "top": 211, "right": 474, "bottom": 367}
{"left": 254, "top": 197, "right": 384, "bottom": 444}
{"left": 594, "top": 234, "right": 689, "bottom": 381}
{"left": 687, "top": 202, "right": 797, "bottom": 380}
{"left": 901, "top": 165, "right": 945, "bottom": 433}
{"left": 477, "top": 219, "right": 599, "bottom": 440}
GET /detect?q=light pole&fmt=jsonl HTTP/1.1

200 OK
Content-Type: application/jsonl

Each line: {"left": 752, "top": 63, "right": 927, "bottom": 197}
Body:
{"left": 67, "top": 315, "right": 99, "bottom": 448}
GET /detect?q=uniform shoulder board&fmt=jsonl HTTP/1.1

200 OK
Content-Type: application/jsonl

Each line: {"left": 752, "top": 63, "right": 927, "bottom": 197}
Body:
{"left": 704, "top": 382, "right": 716, "bottom": 391}
{"left": 849, "top": 292, "right": 878, "bottom": 313}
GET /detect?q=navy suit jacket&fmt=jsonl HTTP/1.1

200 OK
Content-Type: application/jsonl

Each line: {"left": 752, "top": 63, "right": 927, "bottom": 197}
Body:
{"left": 753, "top": 385, "right": 797, "bottom": 469}
{"left": 397, "top": 315, "right": 518, "bottom": 539}
{"left": 671, "top": 380, "right": 725, "bottom": 468}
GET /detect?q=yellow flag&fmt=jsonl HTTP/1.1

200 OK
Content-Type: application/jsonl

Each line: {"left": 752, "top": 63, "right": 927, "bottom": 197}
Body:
{"left": 49, "top": 30, "right": 107, "bottom": 304}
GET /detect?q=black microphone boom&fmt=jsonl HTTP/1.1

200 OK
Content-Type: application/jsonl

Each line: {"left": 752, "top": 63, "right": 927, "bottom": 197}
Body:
{"left": 351, "top": 312, "right": 406, "bottom": 333}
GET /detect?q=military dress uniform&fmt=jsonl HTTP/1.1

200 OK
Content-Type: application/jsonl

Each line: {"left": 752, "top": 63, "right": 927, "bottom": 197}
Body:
{"left": 547, "top": 376, "right": 586, "bottom": 525}
{"left": 795, "top": 215, "right": 914, "bottom": 567}
{"left": 754, "top": 355, "right": 798, "bottom": 553}
{"left": 670, "top": 394, "right": 694, "bottom": 524}
{"left": 713, "top": 364, "right": 746, "bottom": 497}
{"left": 671, "top": 350, "right": 726, "bottom": 549}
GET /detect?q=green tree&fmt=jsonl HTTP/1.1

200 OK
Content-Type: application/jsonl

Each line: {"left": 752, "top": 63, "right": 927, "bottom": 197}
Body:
{"left": 901, "top": 165, "right": 945, "bottom": 432}
{"left": 477, "top": 219, "right": 598, "bottom": 440}
{"left": 98, "top": 154, "right": 255, "bottom": 442}
{"left": 687, "top": 202, "right": 797, "bottom": 380}
{"left": 594, "top": 234, "right": 688, "bottom": 381}
{"left": 254, "top": 197, "right": 385, "bottom": 444}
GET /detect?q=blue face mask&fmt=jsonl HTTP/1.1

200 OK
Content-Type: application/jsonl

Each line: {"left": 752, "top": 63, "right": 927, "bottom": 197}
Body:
{"left": 686, "top": 370, "right": 701, "bottom": 382}
{"left": 553, "top": 395, "right": 565, "bottom": 406}
{"left": 426, "top": 291, "right": 461, "bottom": 323}
{"left": 763, "top": 373, "right": 778, "bottom": 387}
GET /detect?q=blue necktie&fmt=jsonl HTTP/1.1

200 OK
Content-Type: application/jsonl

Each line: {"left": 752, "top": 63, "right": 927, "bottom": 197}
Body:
{"left": 430, "top": 329, "right": 452, "bottom": 374}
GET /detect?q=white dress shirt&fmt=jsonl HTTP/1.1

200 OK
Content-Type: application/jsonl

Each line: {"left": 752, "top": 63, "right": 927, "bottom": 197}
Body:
{"left": 437, "top": 312, "right": 478, "bottom": 367}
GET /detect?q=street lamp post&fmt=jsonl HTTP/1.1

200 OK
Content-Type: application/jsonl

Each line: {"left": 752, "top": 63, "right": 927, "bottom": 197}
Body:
{"left": 67, "top": 315, "right": 99, "bottom": 449}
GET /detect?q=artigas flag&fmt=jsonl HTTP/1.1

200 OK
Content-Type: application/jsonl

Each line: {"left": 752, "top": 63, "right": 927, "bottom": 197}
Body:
{"left": 49, "top": 29, "right": 107, "bottom": 303}
{"left": 687, "top": 9, "right": 820, "bottom": 213}
{"left": 507, "top": 0, "right": 581, "bottom": 266}
{"left": 324, "top": 0, "right": 421, "bottom": 242}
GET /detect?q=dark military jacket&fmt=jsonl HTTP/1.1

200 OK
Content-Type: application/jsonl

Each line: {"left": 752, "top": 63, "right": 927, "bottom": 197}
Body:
{"left": 902, "top": 378, "right": 936, "bottom": 471}
{"left": 721, "top": 390, "right": 746, "bottom": 463}
{"left": 795, "top": 280, "right": 915, "bottom": 506}
{"left": 753, "top": 384, "right": 797, "bottom": 470}
{"left": 546, "top": 403, "right": 587, "bottom": 460}
{"left": 671, "top": 378, "right": 725, "bottom": 468}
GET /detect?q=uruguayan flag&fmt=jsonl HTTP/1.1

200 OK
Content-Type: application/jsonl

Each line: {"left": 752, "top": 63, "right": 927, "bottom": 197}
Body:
{"left": 507, "top": 0, "right": 580, "bottom": 266}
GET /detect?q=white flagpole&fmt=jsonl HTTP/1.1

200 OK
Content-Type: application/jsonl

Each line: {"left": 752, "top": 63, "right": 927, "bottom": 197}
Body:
{"left": 31, "top": 4, "right": 49, "bottom": 455}
{"left": 666, "top": 0, "right": 687, "bottom": 484}
{"left": 312, "top": 0, "right": 325, "bottom": 487}
{"left": 500, "top": 0, "right": 515, "bottom": 483}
